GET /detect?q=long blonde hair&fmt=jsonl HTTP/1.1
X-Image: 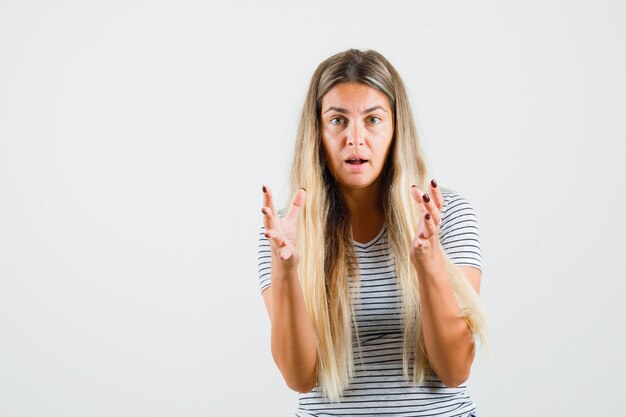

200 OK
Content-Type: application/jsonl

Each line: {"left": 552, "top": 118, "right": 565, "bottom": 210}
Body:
{"left": 285, "top": 49, "right": 489, "bottom": 402}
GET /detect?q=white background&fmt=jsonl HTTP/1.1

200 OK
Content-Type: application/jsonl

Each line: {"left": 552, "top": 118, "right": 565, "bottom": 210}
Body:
{"left": 1, "top": 1, "right": 625, "bottom": 416}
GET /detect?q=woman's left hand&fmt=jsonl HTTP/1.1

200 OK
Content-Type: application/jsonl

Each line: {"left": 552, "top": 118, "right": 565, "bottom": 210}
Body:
{"left": 410, "top": 179, "right": 445, "bottom": 273}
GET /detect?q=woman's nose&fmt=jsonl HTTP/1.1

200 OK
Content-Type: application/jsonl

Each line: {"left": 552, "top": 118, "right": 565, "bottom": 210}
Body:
{"left": 347, "top": 125, "right": 364, "bottom": 146}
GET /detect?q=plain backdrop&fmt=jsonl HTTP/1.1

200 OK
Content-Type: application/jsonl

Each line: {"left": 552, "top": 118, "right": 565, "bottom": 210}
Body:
{"left": 1, "top": 1, "right": 625, "bottom": 416}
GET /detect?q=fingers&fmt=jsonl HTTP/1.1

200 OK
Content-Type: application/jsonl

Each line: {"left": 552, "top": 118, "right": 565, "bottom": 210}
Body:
{"left": 261, "top": 184, "right": 278, "bottom": 230}
{"left": 412, "top": 212, "right": 438, "bottom": 249}
{"left": 262, "top": 183, "right": 277, "bottom": 218}
{"left": 261, "top": 205, "right": 273, "bottom": 230}
{"left": 421, "top": 212, "right": 438, "bottom": 238}
{"left": 429, "top": 179, "right": 444, "bottom": 212}
{"left": 283, "top": 187, "right": 306, "bottom": 223}
{"left": 261, "top": 184, "right": 301, "bottom": 263}
{"left": 279, "top": 246, "right": 294, "bottom": 261}
{"left": 264, "top": 227, "right": 287, "bottom": 248}
{"left": 411, "top": 185, "right": 442, "bottom": 227}
{"left": 264, "top": 227, "right": 295, "bottom": 261}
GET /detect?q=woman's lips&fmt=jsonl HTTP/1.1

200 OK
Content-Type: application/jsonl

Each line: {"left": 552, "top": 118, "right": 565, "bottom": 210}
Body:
{"left": 344, "top": 160, "right": 368, "bottom": 172}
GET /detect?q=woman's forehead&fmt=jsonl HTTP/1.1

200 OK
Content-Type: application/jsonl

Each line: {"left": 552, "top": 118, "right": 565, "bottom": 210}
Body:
{"left": 321, "top": 82, "right": 391, "bottom": 113}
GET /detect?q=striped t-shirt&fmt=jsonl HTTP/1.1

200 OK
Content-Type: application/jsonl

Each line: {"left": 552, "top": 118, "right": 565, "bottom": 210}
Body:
{"left": 257, "top": 187, "right": 482, "bottom": 417}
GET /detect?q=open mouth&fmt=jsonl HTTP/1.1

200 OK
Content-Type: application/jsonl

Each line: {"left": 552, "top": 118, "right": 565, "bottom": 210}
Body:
{"left": 346, "top": 159, "right": 368, "bottom": 165}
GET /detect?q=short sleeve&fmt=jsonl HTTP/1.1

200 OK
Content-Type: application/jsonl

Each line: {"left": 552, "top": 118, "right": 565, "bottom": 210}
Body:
{"left": 438, "top": 189, "right": 482, "bottom": 272}
{"left": 257, "top": 209, "right": 287, "bottom": 294}
{"left": 257, "top": 224, "right": 272, "bottom": 294}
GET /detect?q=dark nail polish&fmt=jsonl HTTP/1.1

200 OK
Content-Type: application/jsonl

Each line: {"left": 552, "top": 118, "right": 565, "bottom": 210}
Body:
{"left": 261, "top": 208, "right": 266, "bottom": 215}
{"left": 411, "top": 185, "right": 416, "bottom": 189}
{"left": 262, "top": 185, "right": 267, "bottom": 193}
{"left": 425, "top": 213, "right": 431, "bottom": 221}
{"left": 431, "top": 179, "right": 437, "bottom": 188}
{"left": 264, "top": 232, "right": 270, "bottom": 238}
{"left": 423, "top": 193, "right": 431, "bottom": 203}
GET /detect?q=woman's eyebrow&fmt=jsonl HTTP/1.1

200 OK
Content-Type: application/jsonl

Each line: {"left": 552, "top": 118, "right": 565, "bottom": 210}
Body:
{"left": 323, "top": 105, "right": 387, "bottom": 114}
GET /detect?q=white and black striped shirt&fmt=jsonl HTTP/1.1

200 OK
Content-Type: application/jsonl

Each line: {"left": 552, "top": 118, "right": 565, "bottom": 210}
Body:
{"left": 257, "top": 188, "right": 482, "bottom": 417}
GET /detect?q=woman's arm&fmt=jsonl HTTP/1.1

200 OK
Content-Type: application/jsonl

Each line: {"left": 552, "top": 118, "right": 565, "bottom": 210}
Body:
{"left": 409, "top": 183, "right": 482, "bottom": 387}
{"left": 260, "top": 185, "right": 317, "bottom": 393}
{"left": 261, "top": 260, "right": 318, "bottom": 393}
{"left": 415, "top": 258, "right": 481, "bottom": 387}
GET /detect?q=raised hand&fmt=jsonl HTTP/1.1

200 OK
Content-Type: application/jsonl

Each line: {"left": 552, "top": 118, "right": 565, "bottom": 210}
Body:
{"left": 261, "top": 184, "right": 306, "bottom": 268}
{"left": 410, "top": 179, "right": 445, "bottom": 272}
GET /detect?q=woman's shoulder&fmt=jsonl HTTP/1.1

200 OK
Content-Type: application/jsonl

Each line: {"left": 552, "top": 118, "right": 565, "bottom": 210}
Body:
{"left": 437, "top": 186, "right": 482, "bottom": 271}
{"left": 438, "top": 186, "right": 480, "bottom": 229}
{"left": 439, "top": 186, "right": 473, "bottom": 214}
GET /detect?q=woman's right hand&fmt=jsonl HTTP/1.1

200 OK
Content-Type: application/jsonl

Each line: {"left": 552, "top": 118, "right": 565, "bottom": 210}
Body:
{"left": 261, "top": 184, "right": 306, "bottom": 269}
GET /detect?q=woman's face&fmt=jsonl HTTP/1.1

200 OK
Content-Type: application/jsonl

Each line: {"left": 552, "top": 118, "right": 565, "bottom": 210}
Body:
{"left": 319, "top": 82, "right": 394, "bottom": 194}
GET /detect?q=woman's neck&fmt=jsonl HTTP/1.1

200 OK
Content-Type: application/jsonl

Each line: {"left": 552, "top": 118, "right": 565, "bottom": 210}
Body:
{"left": 339, "top": 182, "right": 386, "bottom": 243}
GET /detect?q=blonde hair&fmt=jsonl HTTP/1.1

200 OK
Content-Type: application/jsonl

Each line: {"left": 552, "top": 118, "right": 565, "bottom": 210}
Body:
{"left": 284, "top": 48, "right": 489, "bottom": 402}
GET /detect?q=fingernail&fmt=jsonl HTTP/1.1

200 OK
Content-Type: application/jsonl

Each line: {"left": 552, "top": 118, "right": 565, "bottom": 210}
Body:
{"left": 411, "top": 185, "right": 416, "bottom": 189}
{"left": 423, "top": 193, "right": 431, "bottom": 203}
{"left": 261, "top": 208, "right": 266, "bottom": 215}
{"left": 425, "top": 213, "right": 431, "bottom": 221}
{"left": 431, "top": 179, "right": 437, "bottom": 188}
{"left": 262, "top": 185, "right": 267, "bottom": 193}
{"left": 264, "top": 232, "right": 270, "bottom": 238}
{"left": 299, "top": 187, "right": 306, "bottom": 192}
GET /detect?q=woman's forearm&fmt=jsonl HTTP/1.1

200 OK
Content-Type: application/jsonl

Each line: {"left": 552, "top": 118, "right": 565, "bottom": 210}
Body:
{"left": 415, "top": 253, "right": 475, "bottom": 387}
{"left": 269, "top": 258, "right": 318, "bottom": 392}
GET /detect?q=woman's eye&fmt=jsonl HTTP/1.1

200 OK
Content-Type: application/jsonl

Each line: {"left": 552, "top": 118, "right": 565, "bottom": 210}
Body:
{"left": 368, "top": 116, "right": 381, "bottom": 124}
{"left": 330, "top": 117, "right": 345, "bottom": 125}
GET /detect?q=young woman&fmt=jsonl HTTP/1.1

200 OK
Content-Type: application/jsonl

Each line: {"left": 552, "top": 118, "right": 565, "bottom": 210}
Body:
{"left": 257, "top": 49, "right": 488, "bottom": 417}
